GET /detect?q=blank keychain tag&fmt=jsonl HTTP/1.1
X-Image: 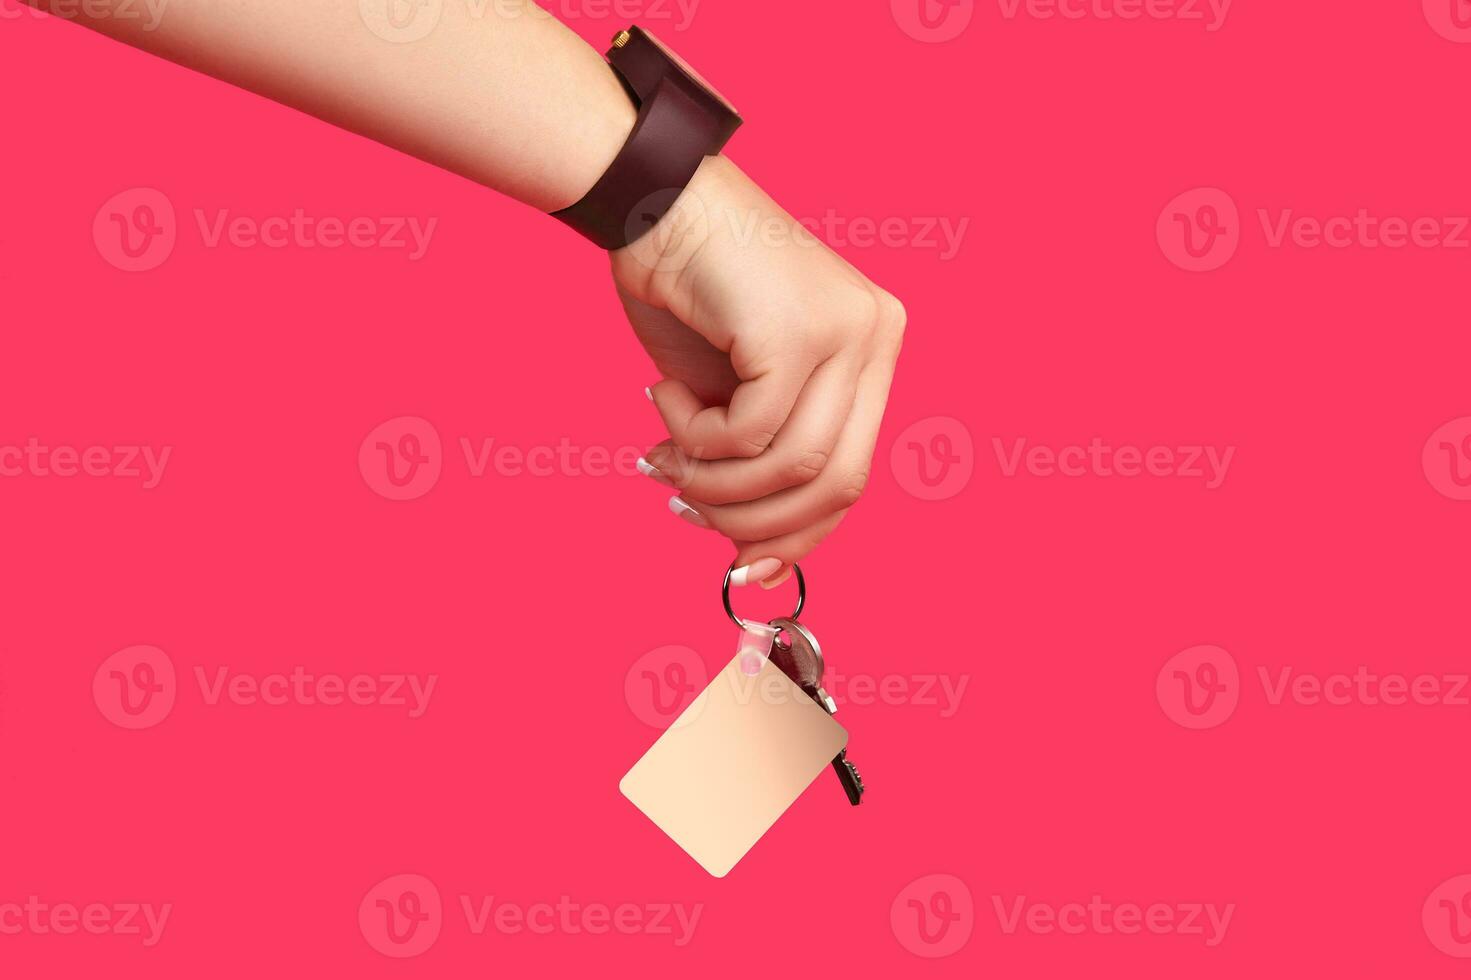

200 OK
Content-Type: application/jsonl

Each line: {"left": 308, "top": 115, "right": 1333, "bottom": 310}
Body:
{"left": 620, "top": 621, "right": 849, "bottom": 877}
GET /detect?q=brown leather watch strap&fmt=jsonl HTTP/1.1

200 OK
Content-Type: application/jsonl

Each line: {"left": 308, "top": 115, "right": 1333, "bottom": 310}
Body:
{"left": 552, "top": 29, "right": 742, "bottom": 250}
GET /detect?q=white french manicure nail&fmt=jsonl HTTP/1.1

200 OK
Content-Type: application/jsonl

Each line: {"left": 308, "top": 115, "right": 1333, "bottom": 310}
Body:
{"left": 730, "top": 558, "right": 783, "bottom": 587}
{"left": 637, "top": 456, "right": 676, "bottom": 487}
{"left": 644, "top": 386, "right": 654, "bottom": 401}
{"left": 760, "top": 566, "right": 794, "bottom": 590}
{"left": 668, "top": 496, "right": 709, "bottom": 528}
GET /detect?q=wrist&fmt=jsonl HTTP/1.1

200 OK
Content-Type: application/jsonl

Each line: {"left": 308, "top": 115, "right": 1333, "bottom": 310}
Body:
{"left": 551, "top": 27, "right": 742, "bottom": 249}
{"left": 615, "top": 154, "right": 746, "bottom": 284}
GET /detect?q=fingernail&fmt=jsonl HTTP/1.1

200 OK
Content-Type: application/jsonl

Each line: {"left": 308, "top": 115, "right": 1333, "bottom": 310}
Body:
{"left": 636, "top": 456, "right": 677, "bottom": 488}
{"left": 729, "top": 557, "right": 783, "bottom": 587}
{"left": 760, "top": 566, "right": 794, "bottom": 590}
{"left": 668, "top": 497, "right": 709, "bottom": 528}
{"left": 644, "top": 386, "right": 654, "bottom": 401}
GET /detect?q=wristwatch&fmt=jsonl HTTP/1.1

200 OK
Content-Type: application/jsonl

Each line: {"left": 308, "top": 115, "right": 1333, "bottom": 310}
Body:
{"left": 552, "top": 27, "right": 742, "bottom": 250}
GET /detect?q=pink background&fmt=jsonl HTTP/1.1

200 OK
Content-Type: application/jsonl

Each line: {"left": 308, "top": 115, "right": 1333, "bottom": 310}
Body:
{"left": 4, "top": 0, "right": 1471, "bottom": 975}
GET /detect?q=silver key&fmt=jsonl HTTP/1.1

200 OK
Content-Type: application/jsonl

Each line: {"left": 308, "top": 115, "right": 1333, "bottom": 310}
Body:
{"left": 770, "top": 617, "right": 864, "bottom": 805}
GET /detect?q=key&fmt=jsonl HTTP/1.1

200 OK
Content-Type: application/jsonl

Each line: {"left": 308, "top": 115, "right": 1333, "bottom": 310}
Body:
{"left": 768, "top": 616, "right": 824, "bottom": 697}
{"left": 770, "top": 616, "right": 865, "bottom": 805}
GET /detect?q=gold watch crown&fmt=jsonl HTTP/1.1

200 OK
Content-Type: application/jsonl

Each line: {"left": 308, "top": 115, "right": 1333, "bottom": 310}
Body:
{"left": 612, "top": 30, "right": 631, "bottom": 48}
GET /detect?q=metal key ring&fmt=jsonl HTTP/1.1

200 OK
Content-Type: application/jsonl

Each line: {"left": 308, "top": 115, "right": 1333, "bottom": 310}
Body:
{"left": 722, "top": 561, "right": 805, "bottom": 629}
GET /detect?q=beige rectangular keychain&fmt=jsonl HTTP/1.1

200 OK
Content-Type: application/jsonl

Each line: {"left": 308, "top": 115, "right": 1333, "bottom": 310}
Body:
{"left": 621, "top": 615, "right": 849, "bottom": 877}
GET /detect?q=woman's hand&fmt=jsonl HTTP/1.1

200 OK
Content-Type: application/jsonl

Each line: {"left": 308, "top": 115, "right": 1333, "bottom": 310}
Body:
{"left": 611, "top": 155, "right": 905, "bottom": 587}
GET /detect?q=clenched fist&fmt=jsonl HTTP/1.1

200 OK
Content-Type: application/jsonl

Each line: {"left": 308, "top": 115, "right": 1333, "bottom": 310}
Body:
{"left": 612, "top": 155, "right": 906, "bottom": 588}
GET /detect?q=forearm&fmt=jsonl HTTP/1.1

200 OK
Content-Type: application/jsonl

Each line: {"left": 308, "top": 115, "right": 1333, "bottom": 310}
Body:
{"left": 26, "top": 0, "right": 635, "bottom": 211}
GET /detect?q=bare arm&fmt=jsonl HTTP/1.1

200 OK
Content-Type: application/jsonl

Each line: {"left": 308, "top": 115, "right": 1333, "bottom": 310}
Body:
{"left": 31, "top": 0, "right": 905, "bottom": 583}
{"left": 29, "top": 0, "right": 635, "bottom": 211}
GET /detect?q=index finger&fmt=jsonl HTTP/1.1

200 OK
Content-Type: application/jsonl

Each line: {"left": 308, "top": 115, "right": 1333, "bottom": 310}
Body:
{"left": 650, "top": 358, "right": 813, "bottom": 459}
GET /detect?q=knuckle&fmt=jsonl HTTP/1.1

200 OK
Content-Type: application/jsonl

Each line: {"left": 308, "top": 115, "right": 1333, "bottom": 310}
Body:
{"left": 672, "top": 441, "right": 707, "bottom": 462}
{"left": 786, "top": 448, "right": 830, "bottom": 485}
{"left": 871, "top": 288, "right": 907, "bottom": 342}
{"left": 645, "top": 445, "right": 681, "bottom": 473}
{"left": 674, "top": 435, "right": 719, "bottom": 461}
{"left": 731, "top": 430, "right": 777, "bottom": 458}
{"left": 830, "top": 468, "right": 871, "bottom": 509}
{"left": 656, "top": 445, "right": 699, "bottom": 479}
